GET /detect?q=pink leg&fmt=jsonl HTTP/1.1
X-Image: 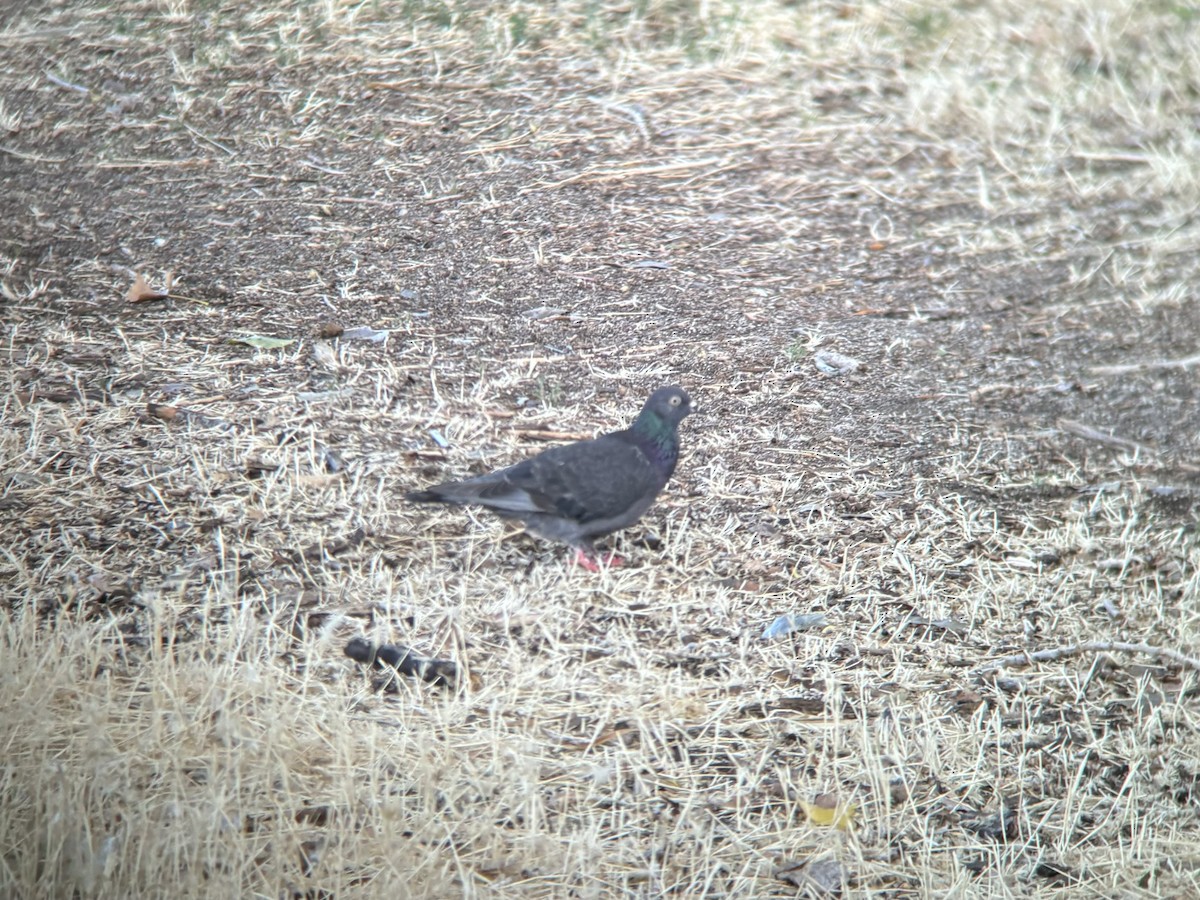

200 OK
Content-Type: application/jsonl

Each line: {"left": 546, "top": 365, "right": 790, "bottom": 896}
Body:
{"left": 572, "top": 549, "right": 624, "bottom": 571}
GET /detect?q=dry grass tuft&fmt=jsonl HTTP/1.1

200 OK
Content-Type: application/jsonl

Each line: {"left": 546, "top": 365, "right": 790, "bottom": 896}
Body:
{"left": 2, "top": 0, "right": 1199, "bottom": 896}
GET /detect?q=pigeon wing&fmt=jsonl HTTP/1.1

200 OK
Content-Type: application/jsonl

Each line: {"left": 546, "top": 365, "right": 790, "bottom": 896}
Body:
{"left": 479, "top": 435, "right": 663, "bottom": 525}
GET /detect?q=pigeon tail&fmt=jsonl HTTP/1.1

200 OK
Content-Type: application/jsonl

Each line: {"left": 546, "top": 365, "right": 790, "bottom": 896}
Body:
{"left": 405, "top": 489, "right": 453, "bottom": 504}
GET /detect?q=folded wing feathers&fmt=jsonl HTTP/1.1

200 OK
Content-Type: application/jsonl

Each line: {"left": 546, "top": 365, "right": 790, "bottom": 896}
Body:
{"left": 417, "top": 435, "right": 660, "bottom": 524}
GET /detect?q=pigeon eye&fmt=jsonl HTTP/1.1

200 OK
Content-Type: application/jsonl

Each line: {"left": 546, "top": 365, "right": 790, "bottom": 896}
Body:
{"left": 669, "top": 396, "right": 681, "bottom": 406}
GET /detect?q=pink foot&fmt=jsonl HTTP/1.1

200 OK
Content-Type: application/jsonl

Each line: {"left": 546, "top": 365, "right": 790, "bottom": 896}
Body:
{"left": 572, "top": 549, "right": 624, "bottom": 572}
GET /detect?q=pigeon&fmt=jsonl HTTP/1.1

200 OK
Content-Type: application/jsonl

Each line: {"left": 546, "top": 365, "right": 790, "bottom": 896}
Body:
{"left": 405, "top": 385, "right": 695, "bottom": 569}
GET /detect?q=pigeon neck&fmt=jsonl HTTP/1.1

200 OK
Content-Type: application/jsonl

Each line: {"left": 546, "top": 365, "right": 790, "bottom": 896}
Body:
{"left": 630, "top": 411, "right": 679, "bottom": 476}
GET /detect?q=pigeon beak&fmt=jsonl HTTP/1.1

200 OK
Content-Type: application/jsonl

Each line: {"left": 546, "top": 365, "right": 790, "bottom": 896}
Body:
{"left": 688, "top": 399, "right": 700, "bottom": 416}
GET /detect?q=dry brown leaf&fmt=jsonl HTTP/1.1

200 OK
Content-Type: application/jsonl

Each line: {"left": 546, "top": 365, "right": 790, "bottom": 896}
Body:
{"left": 550, "top": 726, "right": 635, "bottom": 751}
{"left": 775, "top": 856, "right": 847, "bottom": 893}
{"left": 145, "top": 403, "right": 229, "bottom": 429}
{"left": 126, "top": 271, "right": 173, "bottom": 303}
{"left": 947, "top": 687, "right": 985, "bottom": 715}
{"left": 146, "top": 402, "right": 179, "bottom": 422}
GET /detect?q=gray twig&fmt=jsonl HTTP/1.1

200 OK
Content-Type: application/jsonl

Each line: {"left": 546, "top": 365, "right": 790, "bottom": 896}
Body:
{"left": 974, "top": 641, "right": 1200, "bottom": 677}
{"left": 1058, "top": 419, "right": 1153, "bottom": 455}
{"left": 1090, "top": 351, "right": 1200, "bottom": 375}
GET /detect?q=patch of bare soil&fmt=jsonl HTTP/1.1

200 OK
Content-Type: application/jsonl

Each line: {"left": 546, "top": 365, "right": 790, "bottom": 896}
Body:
{"left": 2, "top": 1, "right": 1198, "bottom": 897}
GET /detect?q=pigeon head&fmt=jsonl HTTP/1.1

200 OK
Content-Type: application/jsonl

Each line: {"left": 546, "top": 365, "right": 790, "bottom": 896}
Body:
{"left": 636, "top": 385, "right": 695, "bottom": 430}
{"left": 628, "top": 385, "right": 694, "bottom": 477}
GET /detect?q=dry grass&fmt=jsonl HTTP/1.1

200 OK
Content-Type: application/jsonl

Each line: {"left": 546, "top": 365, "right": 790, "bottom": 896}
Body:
{"left": 3, "top": 0, "right": 1200, "bottom": 897}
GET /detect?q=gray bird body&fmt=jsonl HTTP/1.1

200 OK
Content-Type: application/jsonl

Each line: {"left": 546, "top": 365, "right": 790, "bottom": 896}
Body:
{"left": 406, "top": 386, "right": 694, "bottom": 555}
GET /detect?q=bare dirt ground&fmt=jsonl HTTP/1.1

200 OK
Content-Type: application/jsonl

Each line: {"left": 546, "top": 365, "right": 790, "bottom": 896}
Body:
{"left": 2, "top": 1, "right": 1199, "bottom": 897}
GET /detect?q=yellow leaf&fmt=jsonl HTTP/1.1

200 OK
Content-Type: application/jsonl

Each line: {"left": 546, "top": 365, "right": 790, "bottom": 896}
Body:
{"left": 801, "top": 797, "right": 856, "bottom": 830}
